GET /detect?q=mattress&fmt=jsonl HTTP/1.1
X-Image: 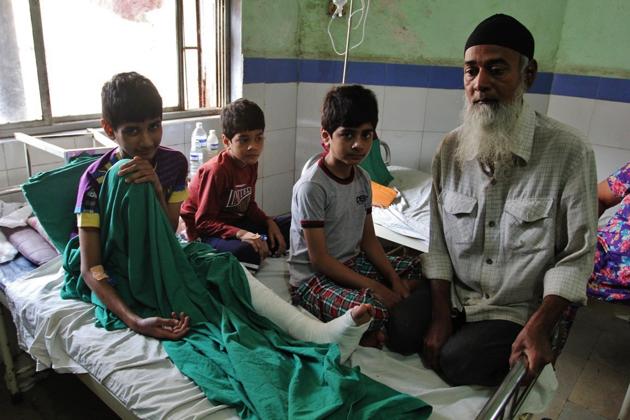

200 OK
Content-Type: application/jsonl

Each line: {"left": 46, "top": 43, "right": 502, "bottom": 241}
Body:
{"left": 5, "top": 256, "right": 558, "bottom": 419}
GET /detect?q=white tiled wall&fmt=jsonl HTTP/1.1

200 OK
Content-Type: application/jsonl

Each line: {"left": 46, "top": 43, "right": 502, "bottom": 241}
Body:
{"left": 3, "top": 80, "right": 629, "bottom": 212}
{"left": 243, "top": 82, "right": 298, "bottom": 214}
{"left": 547, "top": 95, "right": 630, "bottom": 180}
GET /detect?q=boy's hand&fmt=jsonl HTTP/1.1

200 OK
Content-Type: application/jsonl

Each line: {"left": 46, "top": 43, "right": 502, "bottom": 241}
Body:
{"left": 266, "top": 219, "right": 287, "bottom": 255}
{"left": 237, "top": 230, "right": 270, "bottom": 259}
{"left": 132, "top": 312, "right": 190, "bottom": 340}
{"left": 391, "top": 276, "right": 410, "bottom": 299}
{"left": 372, "top": 284, "right": 402, "bottom": 308}
{"left": 118, "top": 156, "right": 162, "bottom": 194}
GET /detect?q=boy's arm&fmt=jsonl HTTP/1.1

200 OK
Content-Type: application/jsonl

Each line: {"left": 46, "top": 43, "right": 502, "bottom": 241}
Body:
{"left": 304, "top": 227, "right": 401, "bottom": 308}
{"left": 117, "top": 157, "right": 179, "bottom": 230}
{"left": 193, "top": 166, "right": 242, "bottom": 238}
{"left": 79, "top": 227, "right": 189, "bottom": 339}
{"left": 359, "top": 214, "right": 410, "bottom": 298}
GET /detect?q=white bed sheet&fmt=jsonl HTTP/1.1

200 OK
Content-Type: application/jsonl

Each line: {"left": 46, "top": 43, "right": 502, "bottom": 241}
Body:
{"left": 372, "top": 166, "right": 432, "bottom": 242}
{"left": 6, "top": 257, "right": 557, "bottom": 420}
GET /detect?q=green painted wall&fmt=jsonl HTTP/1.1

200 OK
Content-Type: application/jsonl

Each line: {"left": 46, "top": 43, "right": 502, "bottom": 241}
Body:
{"left": 555, "top": 0, "right": 630, "bottom": 77}
{"left": 241, "top": 0, "right": 630, "bottom": 77}
{"left": 297, "top": 0, "right": 566, "bottom": 71}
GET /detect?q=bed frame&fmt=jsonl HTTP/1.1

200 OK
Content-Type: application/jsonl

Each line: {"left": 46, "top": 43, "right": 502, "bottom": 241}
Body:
{"left": 0, "top": 130, "right": 568, "bottom": 419}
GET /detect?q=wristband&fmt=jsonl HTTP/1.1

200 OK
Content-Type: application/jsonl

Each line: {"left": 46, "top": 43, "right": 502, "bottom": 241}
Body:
{"left": 89, "top": 265, "right": 110, "bottom": 281}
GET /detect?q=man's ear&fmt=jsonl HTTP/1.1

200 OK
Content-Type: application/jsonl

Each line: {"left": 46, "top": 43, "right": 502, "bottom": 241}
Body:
{"left": 524, "top": 59, "right": 538, "bottom": 89}
{"left": 101, "top": 119, "right": 115, "bottom": 139}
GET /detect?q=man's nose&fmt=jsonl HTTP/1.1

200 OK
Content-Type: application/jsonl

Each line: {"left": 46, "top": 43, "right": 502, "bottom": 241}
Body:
{"left": 474, "top": 68, "right": 491, "bottom": 91}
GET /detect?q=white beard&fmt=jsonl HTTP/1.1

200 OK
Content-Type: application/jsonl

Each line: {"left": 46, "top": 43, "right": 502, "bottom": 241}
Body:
{"left": 455, "top": 86, "right": 525, "bottom": 169}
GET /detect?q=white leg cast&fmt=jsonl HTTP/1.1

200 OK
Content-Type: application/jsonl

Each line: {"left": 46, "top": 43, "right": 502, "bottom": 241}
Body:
{"left": 244, "top": 269, "right": 369, "bottom": 362}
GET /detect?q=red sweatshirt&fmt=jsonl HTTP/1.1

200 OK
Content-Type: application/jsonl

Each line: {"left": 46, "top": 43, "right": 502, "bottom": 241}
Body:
{"left": 181, "top": 149, "right": 268, "bottom": 240}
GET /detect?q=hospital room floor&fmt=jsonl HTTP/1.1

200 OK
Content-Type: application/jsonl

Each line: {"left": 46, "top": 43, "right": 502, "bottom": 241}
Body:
{"left": 0, "top": 298, "right": 629, "bottom": 420}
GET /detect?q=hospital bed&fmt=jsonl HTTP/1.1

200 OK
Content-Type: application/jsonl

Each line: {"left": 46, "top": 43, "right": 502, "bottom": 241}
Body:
{"left": 0, "top": 131, "right": 562, "bottom": 419}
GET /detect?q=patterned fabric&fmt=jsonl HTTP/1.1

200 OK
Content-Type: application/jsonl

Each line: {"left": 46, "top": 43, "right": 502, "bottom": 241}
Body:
{"left": 588, "top": 161, "right": 630, "bottom": 301}
{"left": 291, "top": 252, "right": 421, "bottom": 332}
{"left": 421, "top": 102, "right": 598, "bottom": 325}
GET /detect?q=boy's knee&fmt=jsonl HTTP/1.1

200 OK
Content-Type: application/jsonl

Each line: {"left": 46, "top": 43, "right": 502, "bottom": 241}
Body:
{"left": 386, "top": 286, "right": 432, "bottom": 355}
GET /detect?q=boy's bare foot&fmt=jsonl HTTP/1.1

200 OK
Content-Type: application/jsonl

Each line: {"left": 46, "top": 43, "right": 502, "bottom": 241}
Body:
{"left": 359, "top": 329, "right": 386, "bottom": 349}
{"left": 350, "top": 303, "right": 374, "bottom": 325}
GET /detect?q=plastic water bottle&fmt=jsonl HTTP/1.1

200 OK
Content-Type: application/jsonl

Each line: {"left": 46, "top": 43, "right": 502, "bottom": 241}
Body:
{"left": 207, "top": 129, "right": 220, "bottom": 159}
{"left": 189, "top": 122, "right": 207, "bottom": 178}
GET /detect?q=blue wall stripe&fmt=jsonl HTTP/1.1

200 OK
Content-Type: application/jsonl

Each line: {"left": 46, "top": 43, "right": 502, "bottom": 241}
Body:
{"left": 550, "top": 74, "right": 599, "bottom": 99}
{"left": 243, "top": 57, "right": 630, "bottom": 103}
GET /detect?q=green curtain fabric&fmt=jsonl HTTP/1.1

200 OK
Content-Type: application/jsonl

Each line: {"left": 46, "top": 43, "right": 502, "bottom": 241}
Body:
{"left": 31, "top": 158, "right": 431, "bottom": 419}
{"left": 359, "top": 138, "right": 394, "bottom": 186}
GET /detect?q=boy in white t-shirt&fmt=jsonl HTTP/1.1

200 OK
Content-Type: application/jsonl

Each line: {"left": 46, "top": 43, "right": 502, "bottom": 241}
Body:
{"left": 288, "top": 85, "right": 430, "bottom": 351}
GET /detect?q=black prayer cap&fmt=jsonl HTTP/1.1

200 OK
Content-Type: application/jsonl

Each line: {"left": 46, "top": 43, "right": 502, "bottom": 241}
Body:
{"left": 465, "top": 14, "right": 535, "bottom": 60}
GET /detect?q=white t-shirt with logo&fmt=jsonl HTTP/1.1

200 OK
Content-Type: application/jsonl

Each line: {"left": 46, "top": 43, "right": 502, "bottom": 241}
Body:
{"left": 288, "top": 158, "right": 372, "bottom": 287}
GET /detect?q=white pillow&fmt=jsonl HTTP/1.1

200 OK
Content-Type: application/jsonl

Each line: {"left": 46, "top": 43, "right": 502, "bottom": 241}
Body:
{"left": 0, "top": 229, "right": 18, "bottom": 263}
{"left": 0, "top": 204, "right": 33, "bottom": 228}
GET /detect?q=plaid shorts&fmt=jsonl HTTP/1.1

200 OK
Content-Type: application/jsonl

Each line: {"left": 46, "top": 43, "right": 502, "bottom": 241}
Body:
{"left": 290, "top": 252, "right": 421, "bottom": 332}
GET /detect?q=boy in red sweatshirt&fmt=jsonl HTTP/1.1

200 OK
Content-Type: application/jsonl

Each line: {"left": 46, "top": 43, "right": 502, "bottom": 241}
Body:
{"left": 181, "top": 99, "right": 289, "bottom": 271}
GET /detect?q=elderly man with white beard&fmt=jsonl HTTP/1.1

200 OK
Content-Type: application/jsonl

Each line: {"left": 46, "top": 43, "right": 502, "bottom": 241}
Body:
{"left": 419, "top": 14, "right": 598, "bottom": 386}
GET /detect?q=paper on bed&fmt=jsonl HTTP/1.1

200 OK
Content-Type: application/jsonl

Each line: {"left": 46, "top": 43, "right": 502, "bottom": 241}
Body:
{"left": 372, "top": 166, "right": 432, "bottom": 240}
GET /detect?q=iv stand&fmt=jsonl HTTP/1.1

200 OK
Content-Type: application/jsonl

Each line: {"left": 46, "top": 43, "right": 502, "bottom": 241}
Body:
{"left": 341, "top": 0, "right": 354, "bottom": 84}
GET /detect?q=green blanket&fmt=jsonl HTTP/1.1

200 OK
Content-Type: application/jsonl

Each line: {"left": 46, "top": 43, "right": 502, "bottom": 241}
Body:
{"left": 31, "top": 159, "right": 430, "bottom": 419}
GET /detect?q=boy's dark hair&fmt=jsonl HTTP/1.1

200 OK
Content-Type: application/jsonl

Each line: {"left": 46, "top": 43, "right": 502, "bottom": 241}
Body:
{"left": 321, "top": 85, "right": 378, "bottom": 134}
{"left": 101, "top": 72, "right": 162, "bottom": 130}
{"left": 221, "top": 98, "right": 265, "bottom": 139}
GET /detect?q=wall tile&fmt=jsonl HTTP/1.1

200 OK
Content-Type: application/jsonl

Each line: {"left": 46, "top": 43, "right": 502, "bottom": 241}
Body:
{"left": 424, "top": 88, "right": 464, "bottom": 132}
{"left": 297, "top": 83, "right": 332, "bottom": 128}
{"left": 365, "top": 84, "right": 385, "bottom": 127}
{"left": 0, "top": 144, "right": 6, "bottom": 171}
{"left": 588, "top": 99, "right": 630, "bottom": 149}
{"left": 591, "top": 145, "right": 630, "bottom": 181}
{"left": 262, "top": 171, "right": 294, "bottom": 216}
{"left": 381, "top": 86, "right": 427, "bottom": 132}
{"left": 0, "top": 171, "right": 8, "bottom": 188}
{"left": 419, "top": 131, "right": 445, "bottom": 173}
{"left": 162, "top": 121, "right": 185, "bottom": 147}
{"left": 264, "top": 83, "right": 297, "bottom": 130}
{"left": 243, "top": 83, "right": 266, "bottom": 108}
{"left": 3, "top": 141, "right": 27, "bottom": 170}
{"left": 7, "top": 168, "right": 28, "bottom": 187}
{"left": 263, "top": 128, "right": 295, "bottom": 177}
{"left": 524, "top": 93, "right": 550, "bottom": 115}
{"left": 295, "top": 126, "right": 323, "bottom": 178}
{"left": 379, "top": 130, "right": 422, "bottom": 169}
{"left": 547, "top": 95, "right": 595, "bottom": 137}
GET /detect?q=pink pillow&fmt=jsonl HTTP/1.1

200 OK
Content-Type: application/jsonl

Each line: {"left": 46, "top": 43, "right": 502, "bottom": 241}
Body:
{"left": 27, "top": 216, "right": 57, "bottom": 250}
{"left": 1, "top": 226, "right": 59, "bottom": 266}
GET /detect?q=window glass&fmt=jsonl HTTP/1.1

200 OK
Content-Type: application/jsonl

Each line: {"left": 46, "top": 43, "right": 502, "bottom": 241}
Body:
{"left": 39, "top": 0, "right": 179, "bottom": 117}
{"left": 0, "top": 1, "right": 42, "bottom": 124}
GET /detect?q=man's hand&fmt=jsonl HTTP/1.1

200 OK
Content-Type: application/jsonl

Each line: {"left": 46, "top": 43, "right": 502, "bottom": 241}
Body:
{"left": 509, "top": 324, "right": 554, "bottom": 383}
{"left": 237, "top": 230, "right": 270, "bottom": 259}
{"left": 132, "top": 312, "right": 190, "bottom": 340}
{"left": 118, "top": 156, "right": 161, "bottom": 193}
{"left": 266, "top": 219, "right": 287, "bottom": 255}
{"left": 422, "top": 315, "right": 453, "bottom": 370}
{"left": 372, "top": 284, "right": 403, "bottom": 308}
